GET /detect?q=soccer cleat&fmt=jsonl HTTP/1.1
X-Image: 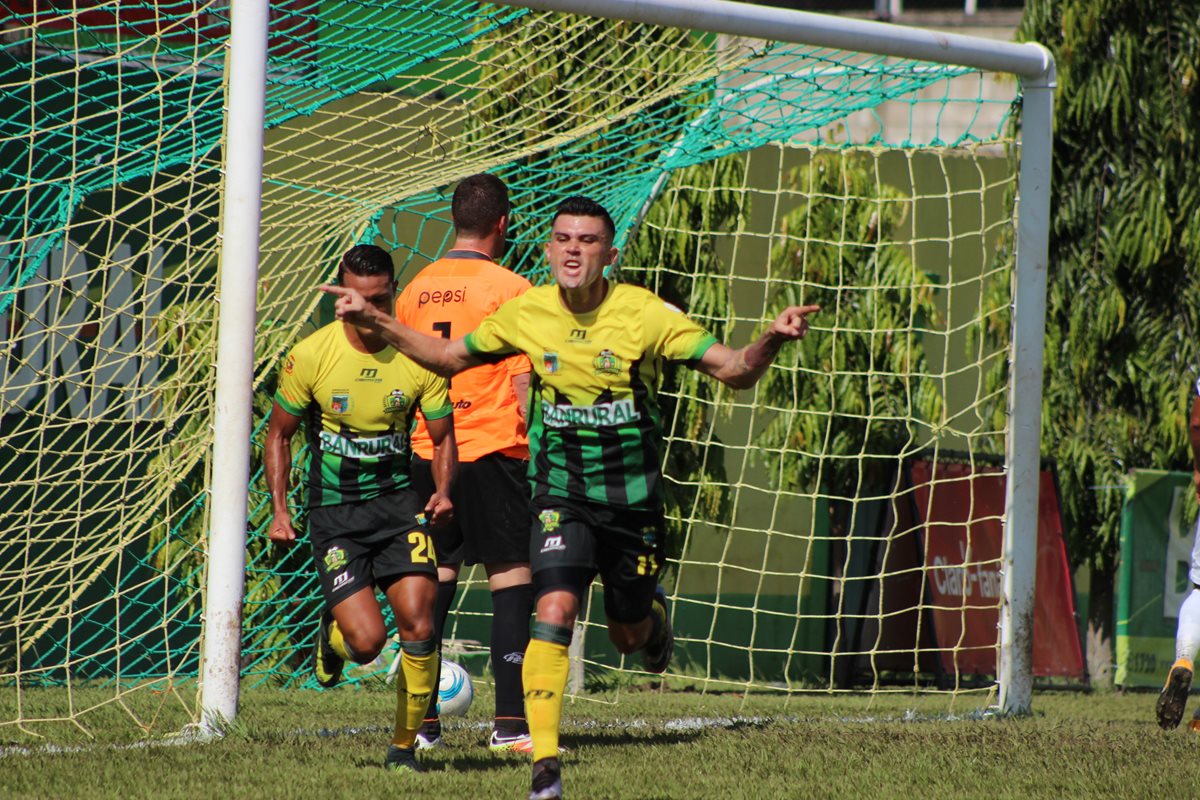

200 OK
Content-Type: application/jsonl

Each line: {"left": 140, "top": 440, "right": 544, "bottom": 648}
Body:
{"left": 528, "top": 756, "right": 562, "bottom": 800}
{"left": 489, "top": 729, "right": 535, "bottom": 754}
{"left": 642, "top": 585, "right": 674, "bottom": 674}
{"left": 313, "top": 609, "right": 344, "bottom": 688}
{"left": 1156, "top": 657, "right": 1193, "bottom": 730}
{"left": 384, "top": 744, "right": 422, "bottom": 773}
{"left": 415, "top": 719, "right": 443, "bottom": 750}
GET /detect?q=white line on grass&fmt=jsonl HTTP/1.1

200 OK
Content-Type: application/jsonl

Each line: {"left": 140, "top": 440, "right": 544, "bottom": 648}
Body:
{"left": 0, "top": 709, "right": 993, "bottom": 759}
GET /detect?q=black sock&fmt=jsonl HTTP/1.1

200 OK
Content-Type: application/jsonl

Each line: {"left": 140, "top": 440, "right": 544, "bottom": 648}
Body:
{"left": 424, "top": 578, "right": 458, "bottom": 721}
{"left": 490, "top": 583, "right": 533, "bottom": 730}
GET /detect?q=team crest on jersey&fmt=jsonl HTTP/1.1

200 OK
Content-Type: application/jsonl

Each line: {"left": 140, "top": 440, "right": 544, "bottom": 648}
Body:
{"left": 330, "top": 392, "right": 351, "bottom": 414}
{"left": 323, "top": 546, "right": 347, "bottom": 572}
{"left": 538, "top": 509, "right": 561, "bottom": 532}
{"left": 593, "top": 348, "right": 623, "bottom": 375}
{"left": 543, "top": 351, "right": 559, "bottom": 373}
{"left": 284, "top": 354, "right": 296, "bottom": 374}
{"left": 383, "top": 389, "right": 408, "bottom": 414}
{"left": 641, "top": 526, "right": 658, "bottom": 547}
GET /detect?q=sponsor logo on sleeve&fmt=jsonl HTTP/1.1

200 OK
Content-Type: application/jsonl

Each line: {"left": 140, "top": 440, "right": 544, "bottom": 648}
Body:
{"left": 284, "top": 354, "right": 296, "bottom": 374}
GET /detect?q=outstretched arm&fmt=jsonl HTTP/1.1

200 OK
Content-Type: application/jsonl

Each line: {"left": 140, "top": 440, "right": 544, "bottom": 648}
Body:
{"left": 694, "top": 304, "right": 820, "bottom": 390}
{"left": 319, "top": 284, "right": 481, "bottom": 378}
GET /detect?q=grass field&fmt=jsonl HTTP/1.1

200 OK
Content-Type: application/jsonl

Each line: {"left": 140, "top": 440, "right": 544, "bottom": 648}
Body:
{"left": 3, "top": 682, "right": 1200, "bottom": 799}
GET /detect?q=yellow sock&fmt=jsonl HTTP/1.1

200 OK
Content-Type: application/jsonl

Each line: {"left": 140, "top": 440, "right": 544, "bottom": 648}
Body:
{"left": 392, "top": 643, "right": 437, "bottom": 748}
{"left": 524, "top": 624, "right": 572, "bottom": 762}
{"left": 327, "top": 619, "right": 355, "bottom": 662}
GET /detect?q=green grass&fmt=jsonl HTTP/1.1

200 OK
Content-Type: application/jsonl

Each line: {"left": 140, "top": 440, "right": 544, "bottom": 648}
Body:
{"left": 3, "top": 684, "right": 1200, "bottom": 799}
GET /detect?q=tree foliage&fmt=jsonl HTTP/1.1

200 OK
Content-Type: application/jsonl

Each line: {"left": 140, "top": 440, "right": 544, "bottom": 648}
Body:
{"left": 1015, "top": 1, "right": 1200, "bottom": 577}
{"left": 755, "top": 152, "right": 944, "bottom": 516}
{"left": 622, "top": 157, "right": 748, "bottom": 543}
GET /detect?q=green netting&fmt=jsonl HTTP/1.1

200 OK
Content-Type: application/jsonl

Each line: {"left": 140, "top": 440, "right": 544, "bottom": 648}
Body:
{"left": 0, "top": 0, "right": 1023, "bottom": 734}
{"left": 373, "top": 53, "right": 991, "bottom": 284}
{"left": 0, "top": 1, "right": 526, "bottom": 313}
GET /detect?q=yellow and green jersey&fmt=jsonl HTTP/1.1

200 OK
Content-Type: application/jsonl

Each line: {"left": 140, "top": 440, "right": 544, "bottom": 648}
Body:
{"left": 464, "top": 281, "right": 717, "bottom": 510}
{"left": 275, "top": 322, "right": 452, "bottom": 508}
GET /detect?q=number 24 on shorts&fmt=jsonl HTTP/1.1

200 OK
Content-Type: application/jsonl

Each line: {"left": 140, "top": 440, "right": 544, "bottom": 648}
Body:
{"left": 408, "top": 529, "right": 435, "bottom": 564}
{"left": 637, "top": 554, "right": 658, "bottom": 576}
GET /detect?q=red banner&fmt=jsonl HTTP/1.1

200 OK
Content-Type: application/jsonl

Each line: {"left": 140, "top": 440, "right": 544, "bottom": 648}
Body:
{"left": 7, "top": 2, "right": 216, "bottom": 40}
{"left": 910, "top": 460, "right": 1085, "bottom": 679}
{"left": 5, "top": 2, "right": 316, "bottom": 57}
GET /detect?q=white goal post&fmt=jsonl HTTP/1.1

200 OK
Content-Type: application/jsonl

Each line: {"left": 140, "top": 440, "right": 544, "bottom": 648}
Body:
{"left": 201, "top": 0, "right": 1054, "bottom": 730}
{"left": 200, "top": 0, "right": 271, "bottom": 732}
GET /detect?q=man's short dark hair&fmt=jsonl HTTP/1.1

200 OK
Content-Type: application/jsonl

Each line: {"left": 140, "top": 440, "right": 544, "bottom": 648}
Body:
{"left": 552, "top": 196, "right": 616, "bottom": 241}
{"left": 451, "top": 173, "right": 510, "bottom": 237}
{"left": 337, "top": 244, "right": 394, "bottom": 284}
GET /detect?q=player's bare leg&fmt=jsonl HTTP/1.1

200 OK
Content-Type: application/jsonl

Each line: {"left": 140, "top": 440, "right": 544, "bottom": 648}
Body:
{"left": 316, "top": 586, "right": 391, "bottom": 687}
{"left": 605, "top": 586, "right": 673, "bottom": 674}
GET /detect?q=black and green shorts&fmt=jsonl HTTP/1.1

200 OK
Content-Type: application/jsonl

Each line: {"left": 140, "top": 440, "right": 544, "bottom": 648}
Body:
{"left": 308, "top": 489, "right": 437, "bottom": 607}
{"left": 528, "top": 495, "right": 666, "bottom": 624}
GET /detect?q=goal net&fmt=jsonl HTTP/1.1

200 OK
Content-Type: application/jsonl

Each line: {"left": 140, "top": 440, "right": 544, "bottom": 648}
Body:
{"left": 0, "top": 0, "right": 1065, "bottom": 739}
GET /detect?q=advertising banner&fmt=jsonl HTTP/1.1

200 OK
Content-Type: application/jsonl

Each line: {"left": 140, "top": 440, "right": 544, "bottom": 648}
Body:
{"left": 1115, "top": 469, "right": 1194, "bottom": 688}
{"left": 910, "top": 460, "right": 1085, "bottom": 679}
{"left": 4, "top": 2, "right": 317, "bottom": 57}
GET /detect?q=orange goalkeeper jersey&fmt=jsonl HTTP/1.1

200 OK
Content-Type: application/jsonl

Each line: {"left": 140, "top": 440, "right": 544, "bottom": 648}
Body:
{"left": 396, "top": 250, "right": 532, "bottom": 462}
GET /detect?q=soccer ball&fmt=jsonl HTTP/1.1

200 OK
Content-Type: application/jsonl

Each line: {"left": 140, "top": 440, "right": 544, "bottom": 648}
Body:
{"left": 436, "top": 658, "right": 474, "bottom": 717}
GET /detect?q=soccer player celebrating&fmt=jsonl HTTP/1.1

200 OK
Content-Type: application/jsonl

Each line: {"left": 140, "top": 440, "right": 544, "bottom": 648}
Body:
{"left": 265, "top": 244, "right": 458, "bottom": 773}
{"left": 1156, "top": 376, "right": 1200, "bottom": 730}
{"left": 320, "top": 197, "right": 819, "bottom": 800}
{"left": 395, "top": 173, "right": 538, "bottom": 752}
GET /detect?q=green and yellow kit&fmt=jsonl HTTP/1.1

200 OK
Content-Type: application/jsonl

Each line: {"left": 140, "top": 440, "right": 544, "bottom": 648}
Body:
{"left": 464, "top": 281, "right": 717, "bottom": 510}
{"left": 275, "top": 321, "right": 452, "bottom": 508}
